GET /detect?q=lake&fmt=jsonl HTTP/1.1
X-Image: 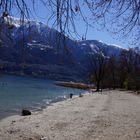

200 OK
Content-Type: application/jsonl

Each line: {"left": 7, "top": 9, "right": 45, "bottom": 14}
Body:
{"left": 0, "top": 74, "right": 84, "bottom": 119}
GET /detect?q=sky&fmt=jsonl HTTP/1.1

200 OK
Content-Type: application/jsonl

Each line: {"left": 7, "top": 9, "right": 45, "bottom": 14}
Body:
{"left": 12, "top": 0, "right": 128, "bottom": 49}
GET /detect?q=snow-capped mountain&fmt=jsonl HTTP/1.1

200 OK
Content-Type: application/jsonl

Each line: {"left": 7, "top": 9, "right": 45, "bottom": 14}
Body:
{"left": 0, "top": 16, "right": 123, "bottom": 82}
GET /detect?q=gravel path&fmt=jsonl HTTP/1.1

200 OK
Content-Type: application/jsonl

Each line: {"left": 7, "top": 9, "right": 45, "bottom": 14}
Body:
{"left": 0, "top": 90, "right": 140, "bottom": 140}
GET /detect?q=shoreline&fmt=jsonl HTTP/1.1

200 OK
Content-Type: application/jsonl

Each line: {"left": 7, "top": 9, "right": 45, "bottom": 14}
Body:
{"left": 0, "top": 91, "right": 88, "bottom": 121}
{"left": 0, "top": 74, "right": 88, "bottom": 121}
{"left": 0, "top": 91, "right": 90, "bottom": 125}
{"left": 0, "top": 90, "right": 140, "bottom": 140}
{"left": 0, "top": 91, "right": 91, "bottom": 121}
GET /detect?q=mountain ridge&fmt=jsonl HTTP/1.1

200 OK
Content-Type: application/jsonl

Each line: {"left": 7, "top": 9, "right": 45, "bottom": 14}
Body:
{"left": 0, "top": 16, "right": 124, "bottom": 82}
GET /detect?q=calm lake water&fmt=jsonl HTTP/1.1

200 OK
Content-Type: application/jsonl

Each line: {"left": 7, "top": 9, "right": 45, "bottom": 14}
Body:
{"left": 0, "top": 75, "right": 84, "bottom": 119}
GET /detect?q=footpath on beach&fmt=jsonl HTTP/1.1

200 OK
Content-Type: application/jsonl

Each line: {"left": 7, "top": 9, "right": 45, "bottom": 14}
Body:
{"left": 0, "top": 90, "right": 140, "bottom": 140}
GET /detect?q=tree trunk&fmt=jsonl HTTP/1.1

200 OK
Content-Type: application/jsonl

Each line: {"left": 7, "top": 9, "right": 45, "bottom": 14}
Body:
{"left": 96, "top": 81, "right": 100, "bottom": 92}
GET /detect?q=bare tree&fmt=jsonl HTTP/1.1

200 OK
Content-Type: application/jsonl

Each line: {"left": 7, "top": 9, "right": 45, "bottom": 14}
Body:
{"left": 118, "top": 47, "right": 140, "bottom": 90}
{"left": 89, "top": 45, "right": 108, "bottom": 91}
{"left": 0, "top": 0, "right": 139, "bottom": 44}
{"left": 105, "top": 55, "right": 118, "bottom": 89}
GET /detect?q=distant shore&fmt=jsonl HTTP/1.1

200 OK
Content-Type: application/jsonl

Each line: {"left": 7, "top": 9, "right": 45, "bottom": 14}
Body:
{"left": 55, "top": 81, "right": 95, "bottom": 89}
{"left": 0, "top": 90, "right": 140, "bottom": 140}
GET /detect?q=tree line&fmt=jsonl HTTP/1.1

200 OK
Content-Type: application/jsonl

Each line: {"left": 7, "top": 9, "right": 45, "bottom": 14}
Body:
{"left": 90, "top": 47, "right": 140, "bottom": 93}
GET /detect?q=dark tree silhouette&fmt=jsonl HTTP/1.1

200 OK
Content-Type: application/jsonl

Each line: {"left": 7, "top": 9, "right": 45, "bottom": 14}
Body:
{"left": 104, "top": 55, "right": 118, "bottom": 89}
{"left": 89, "top": 46, "right": 108, "bottom": 91}
{"left": 118, "top": 47, "right": 140, "bottom": 90}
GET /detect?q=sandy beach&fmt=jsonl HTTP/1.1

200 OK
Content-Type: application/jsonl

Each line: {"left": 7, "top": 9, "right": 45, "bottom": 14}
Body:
{"left": 0, "top": 90, "right": 140, "bottom": 140}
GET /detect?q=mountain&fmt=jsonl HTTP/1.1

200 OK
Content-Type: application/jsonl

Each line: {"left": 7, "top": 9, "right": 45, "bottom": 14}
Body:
{"left": 0, "top": 16, "right": 123, "bottom": 82}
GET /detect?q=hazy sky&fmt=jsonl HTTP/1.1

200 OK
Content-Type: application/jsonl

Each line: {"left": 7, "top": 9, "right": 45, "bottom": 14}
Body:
{"left": 12, "top": 0, "right": 128, "bottom": 48}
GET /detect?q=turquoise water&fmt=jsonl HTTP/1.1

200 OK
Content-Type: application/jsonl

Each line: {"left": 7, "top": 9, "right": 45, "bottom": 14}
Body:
{"left": 0, "top": 75, "right": 84, "bottom": 119}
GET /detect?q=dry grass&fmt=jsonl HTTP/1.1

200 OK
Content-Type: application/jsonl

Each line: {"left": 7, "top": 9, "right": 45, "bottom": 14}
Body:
{"left": 55, "top": 81, "right": 95, "bottom": 89}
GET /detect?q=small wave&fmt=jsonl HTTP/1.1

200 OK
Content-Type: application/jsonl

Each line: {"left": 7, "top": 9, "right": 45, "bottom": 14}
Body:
{"left": 50, "top": 95, "right": 67, "bottom": 103}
